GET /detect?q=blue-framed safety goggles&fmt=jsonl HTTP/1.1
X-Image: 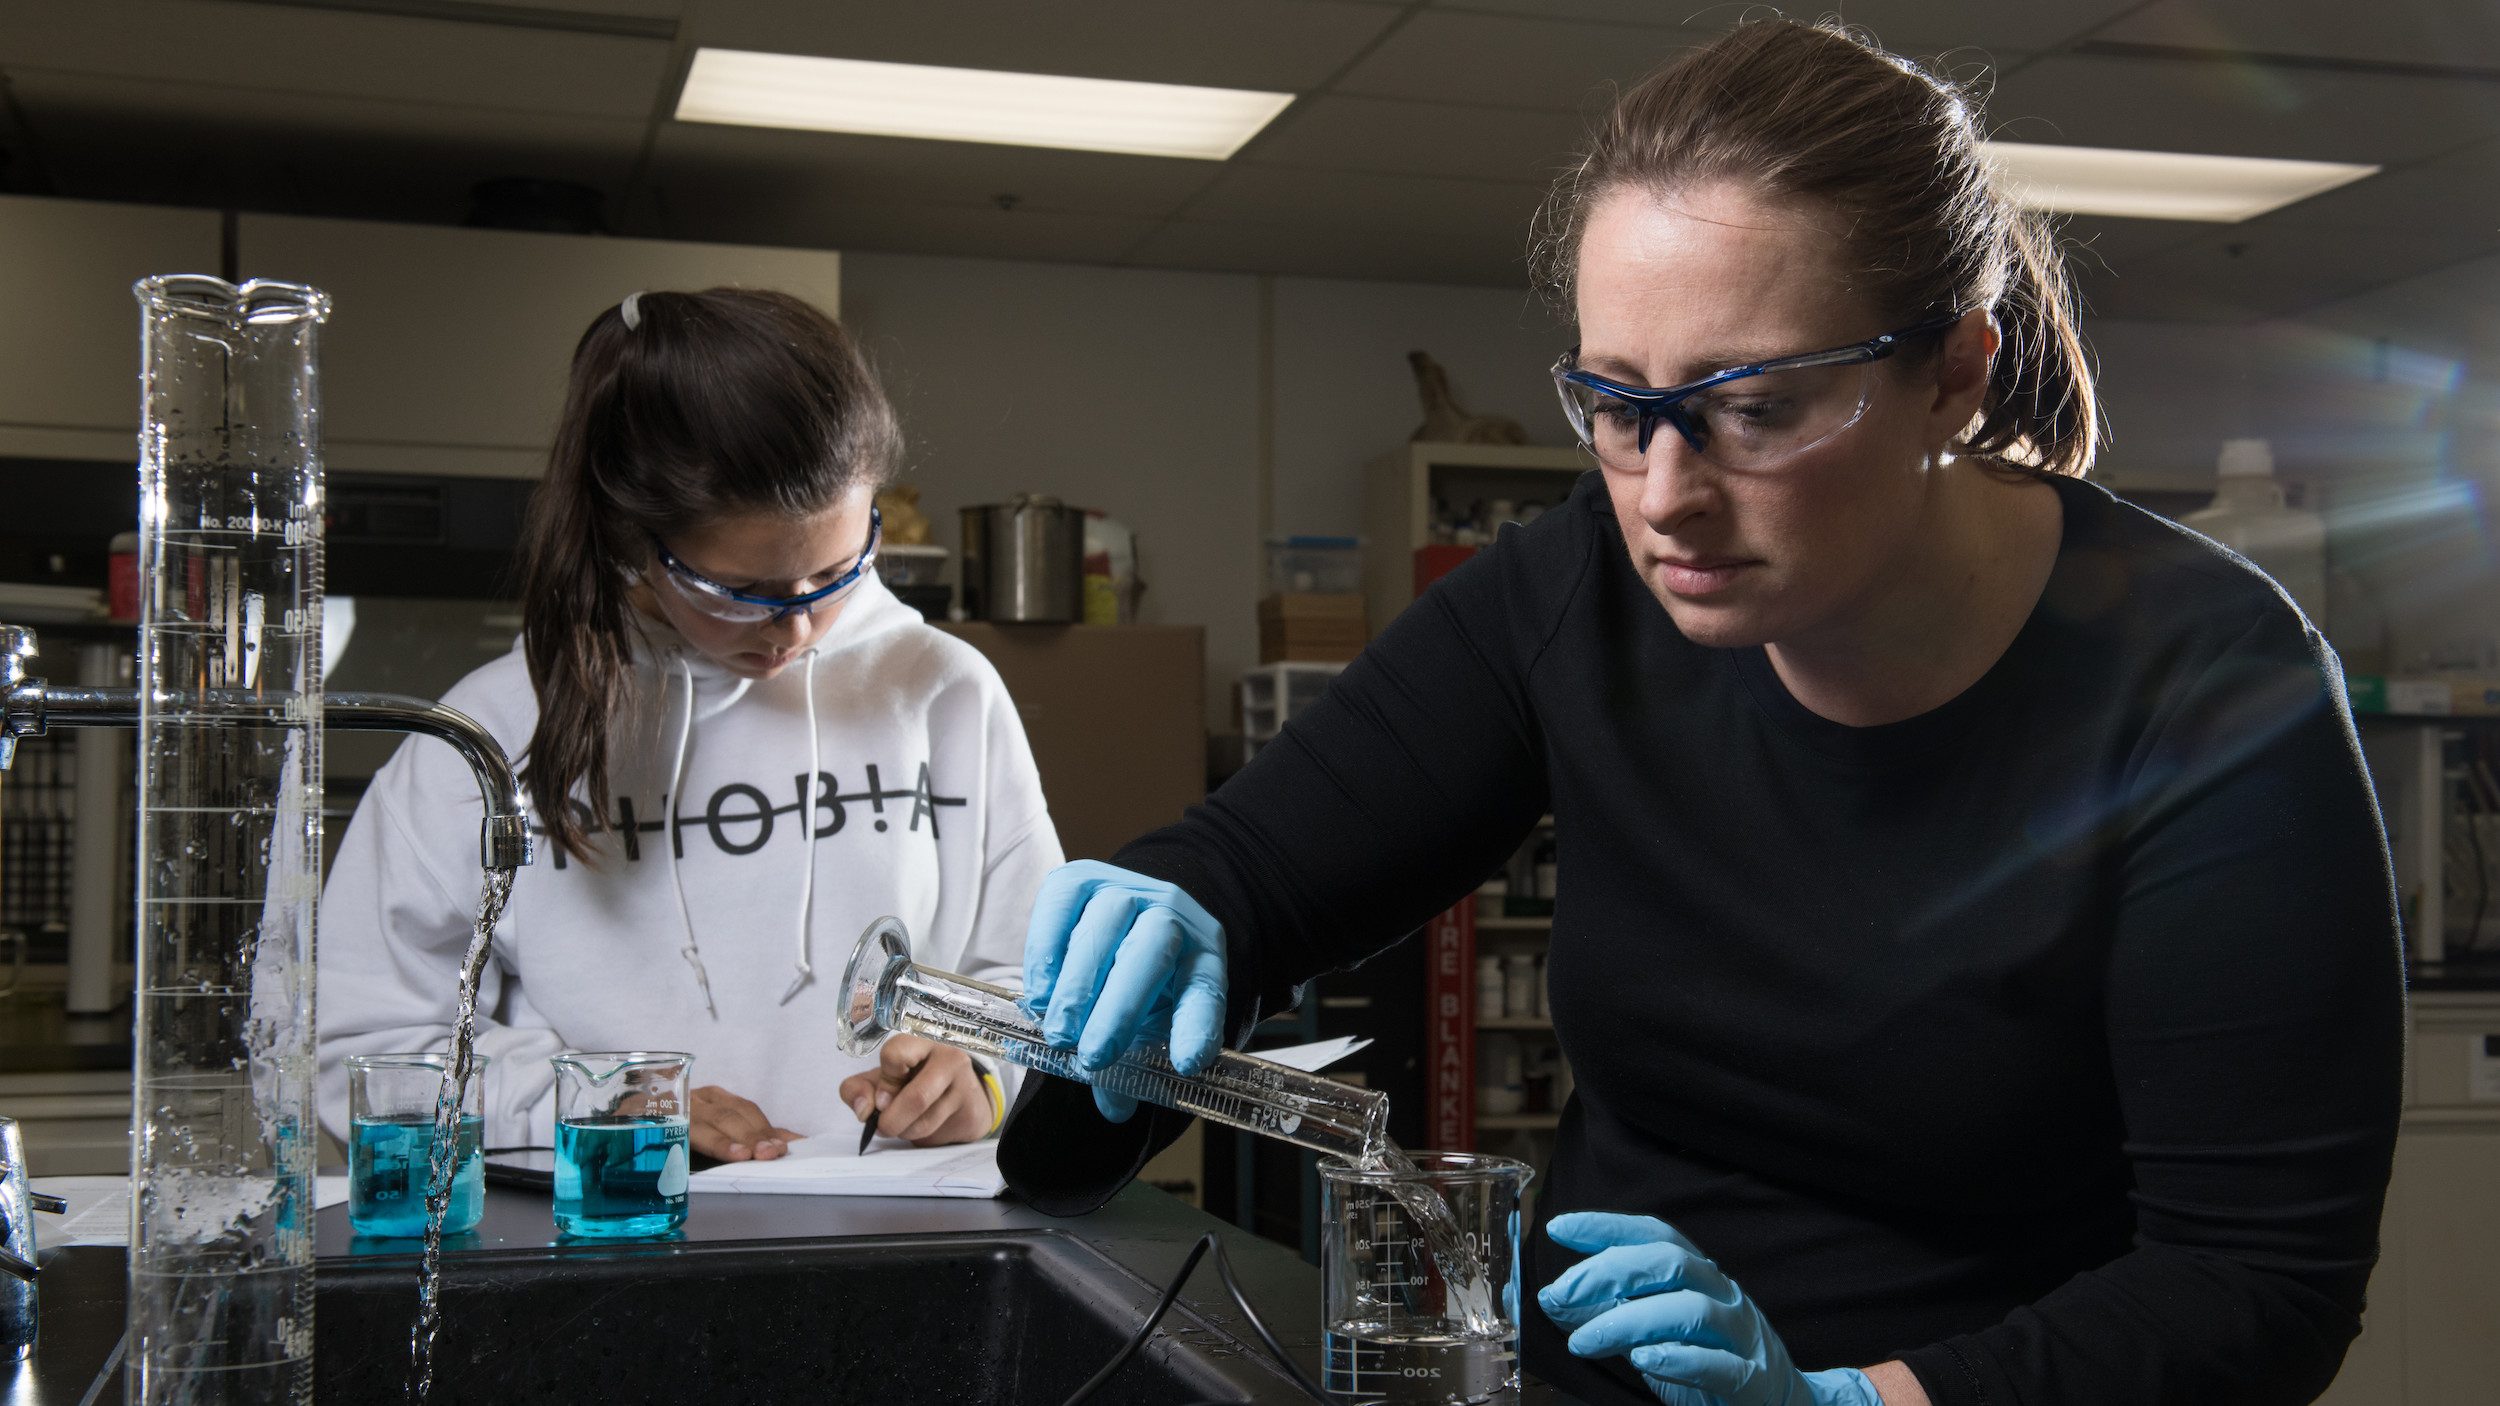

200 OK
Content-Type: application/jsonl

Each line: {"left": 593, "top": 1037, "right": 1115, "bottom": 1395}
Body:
{"left": 650, "top": 508, "right": 881, "bottom": 625}
{"left": 1552, "top": 312, "right": 1964, "bottom": 471}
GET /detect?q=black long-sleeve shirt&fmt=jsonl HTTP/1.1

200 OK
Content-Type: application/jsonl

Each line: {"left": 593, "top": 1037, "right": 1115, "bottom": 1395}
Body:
{"left": 1000, "top": 470, "right": 2404, "bottom": 1406}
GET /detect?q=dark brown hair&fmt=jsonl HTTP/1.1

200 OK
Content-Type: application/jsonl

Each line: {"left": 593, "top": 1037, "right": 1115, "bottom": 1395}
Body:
{"left": 1531, "top": 19, "right": 2098, "bottom": 475}
{"left": 518, "top": 287, "right": 901, "bottom": 863}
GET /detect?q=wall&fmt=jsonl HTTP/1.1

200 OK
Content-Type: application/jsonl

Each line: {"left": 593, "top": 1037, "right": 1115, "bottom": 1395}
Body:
{"left": 841, "top": 251, "right": 1576, "bottom": 727}
{"left": 2085, "top": 250, "right": 2500, "bottom": 674}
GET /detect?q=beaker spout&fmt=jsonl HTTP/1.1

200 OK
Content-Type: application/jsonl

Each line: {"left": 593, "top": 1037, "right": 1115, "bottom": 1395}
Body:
{"left": 837, "top": 916, "right": 1390, "bottom": 1164}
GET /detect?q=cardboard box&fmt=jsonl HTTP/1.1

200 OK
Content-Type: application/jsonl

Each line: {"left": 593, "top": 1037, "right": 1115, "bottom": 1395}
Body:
{"left": 1258, "top": 593, "right": 1368, "bottom": 663}
{"left": 934, "top": 624, "right": 1204, "bottom": 862}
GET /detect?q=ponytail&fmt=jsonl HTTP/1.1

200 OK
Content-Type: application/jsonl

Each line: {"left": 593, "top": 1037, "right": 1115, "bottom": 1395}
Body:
{"left": 516, "top": 289, "right": 900, "bottom": 864}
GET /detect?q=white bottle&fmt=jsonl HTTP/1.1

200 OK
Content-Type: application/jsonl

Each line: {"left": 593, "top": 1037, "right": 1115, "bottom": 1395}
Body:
{"left": 1476, "top": 955, "right": 1506, "bottom": 1021}
{"left": 2180, "top": 438, "right": 2327, "bottom": 623}
{"left": 1476, "top": 1032, "right": 1525, "bottom": 1116}
{"left": 1504, "top": 953, "right": 1538, "bottom": 1022}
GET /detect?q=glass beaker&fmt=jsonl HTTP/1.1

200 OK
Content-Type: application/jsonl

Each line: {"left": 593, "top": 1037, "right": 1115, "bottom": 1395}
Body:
{"left": 346, "top": 1054, "right": 489, "bottom": 1238}
{"left": 0, "top": 1117, "right": 33, "bottom": 1361}
{"left": 1321, "top": 1153, "right": 1533, "bottom": 1405}
{"left": 551, "top": 1052, "right": 692, "bottom": 1238}
{"left": 130, "top": 274, "right": 328, "bottom": 1406}
{"left": 838, "top": 916, "right": 1390, "bottom": 1163}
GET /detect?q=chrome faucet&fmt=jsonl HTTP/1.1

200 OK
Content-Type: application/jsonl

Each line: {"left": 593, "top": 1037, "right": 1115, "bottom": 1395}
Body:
{"left": 0, "top": 624, "right": 533, "bottom": 870}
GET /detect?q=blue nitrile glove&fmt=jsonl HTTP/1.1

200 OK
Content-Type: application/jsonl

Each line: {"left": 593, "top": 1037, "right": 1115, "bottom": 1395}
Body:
{"left": 1022, "top": 860, "right": 1227, "bottom": 1124}
{"left": 1539, "top": 1213, "right": 1884, "bottom": 1406}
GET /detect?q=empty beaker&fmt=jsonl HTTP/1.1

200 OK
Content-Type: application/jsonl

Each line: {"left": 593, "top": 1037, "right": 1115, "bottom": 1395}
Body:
{"left": 1321, "top": 1153, "right": 1533, "bottom": 1405}
{"left": 551, "top": 1052, "right": 692, "bottom": 1238}
{"left": 347, "top": 1054, "right": 489, "bottom": 1238}
{"left": 0, "top": 1117, "right": 33, "bottom": 1361}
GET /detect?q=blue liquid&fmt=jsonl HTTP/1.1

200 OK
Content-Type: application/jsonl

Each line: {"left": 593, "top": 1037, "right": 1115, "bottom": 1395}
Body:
{"left": 349, "top": 1114, "right": 483, "bottom": 1238}
{"left": 554, "top": 1116, "right": 689, "bottom": 1238}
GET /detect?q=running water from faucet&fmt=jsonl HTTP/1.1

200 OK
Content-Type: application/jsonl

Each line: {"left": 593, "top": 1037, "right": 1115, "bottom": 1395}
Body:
{"left": 406, "top": 865, "right": 516, "bottom": 1402}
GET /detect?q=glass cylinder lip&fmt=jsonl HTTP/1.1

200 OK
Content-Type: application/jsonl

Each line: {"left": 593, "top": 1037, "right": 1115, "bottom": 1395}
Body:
{"left": 552, "top": 1050, "right": 694, "bottom": 1070}
{"left": 346, "top": 1052, "right": 493, "bottom": 1071}
{"left": 134, "top": 273, "right": 331, "bottom": 325}
{"left": 1318, "top": 1151, "right": 1534, "bottom": 1186}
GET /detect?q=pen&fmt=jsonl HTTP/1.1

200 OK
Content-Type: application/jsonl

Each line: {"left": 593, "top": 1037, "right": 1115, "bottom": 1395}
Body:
{"left": 857, "top": 1108, "right": 879, "bottom": 1156}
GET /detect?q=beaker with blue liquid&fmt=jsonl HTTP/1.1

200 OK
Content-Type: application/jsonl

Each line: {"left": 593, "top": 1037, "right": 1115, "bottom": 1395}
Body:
{"left": 551, "top": 1052, "right": 692, "bottom": 1238}
{"left": 347, "top": 1053, "right": 488, "bottom": 1238}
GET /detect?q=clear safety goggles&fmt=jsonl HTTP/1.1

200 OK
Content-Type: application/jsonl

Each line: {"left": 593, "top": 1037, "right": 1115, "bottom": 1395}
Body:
{"left": 649, "top": 508, "right": 880, "bottom": 625}
{"left": 1552, "top": 313, "right": 1962, "bottom": 472}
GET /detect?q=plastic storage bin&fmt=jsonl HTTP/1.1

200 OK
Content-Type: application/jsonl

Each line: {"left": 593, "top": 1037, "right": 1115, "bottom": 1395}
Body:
{"left": 1267, "top": 536, "right": 1363, "bottom": 595}
{"left": 1241, "top": 661, "right": 1349, "bottom": 760}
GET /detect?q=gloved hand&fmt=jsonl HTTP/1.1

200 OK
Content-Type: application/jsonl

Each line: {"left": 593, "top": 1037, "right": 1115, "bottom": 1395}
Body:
{"left": 1022, "top": 860, "right": 1227, "bottom": 1123}
{"left": 1539, "top": 1213, "right": 1884, "bottom": 1406}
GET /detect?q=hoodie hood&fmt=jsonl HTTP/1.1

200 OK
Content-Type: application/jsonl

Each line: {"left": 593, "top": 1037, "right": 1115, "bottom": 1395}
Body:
{"left": 626, "top": 574, "right": 935, "bottom": 1015}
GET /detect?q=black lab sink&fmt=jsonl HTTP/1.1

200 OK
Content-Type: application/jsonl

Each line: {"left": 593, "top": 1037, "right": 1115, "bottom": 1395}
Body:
{"left": 315, "top": 1232, "right": 1270, "bottom": 1404}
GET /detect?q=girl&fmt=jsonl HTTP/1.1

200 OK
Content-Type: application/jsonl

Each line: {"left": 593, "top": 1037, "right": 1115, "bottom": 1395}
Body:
{"left": 1010, "top": 21, "right": 2401, "bottom": 1406}
{"left": 319, "top": 288, "right": 1059, "bottom": 1162}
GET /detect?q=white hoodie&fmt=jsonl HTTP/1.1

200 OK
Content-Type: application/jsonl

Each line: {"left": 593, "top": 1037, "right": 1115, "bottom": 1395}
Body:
{"left": 315, "top": 574, "right": 1060, "bottom": 1151}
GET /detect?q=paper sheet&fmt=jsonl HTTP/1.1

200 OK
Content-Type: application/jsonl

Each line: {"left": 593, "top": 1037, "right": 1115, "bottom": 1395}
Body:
{"left": 1255, "top": 1035, "right": 1372, "bottom": 1072}
{"left": 687, "top": 1140, "right": 1006, "bottom": 1199}
{"left": 30, "top": 1175, "right": 351, "bottom": 1247}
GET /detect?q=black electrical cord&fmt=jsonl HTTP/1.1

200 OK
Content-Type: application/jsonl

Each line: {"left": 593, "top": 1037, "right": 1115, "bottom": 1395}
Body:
{"left": 1058, "top": 1231, "right": 1340, "bottom": 1406}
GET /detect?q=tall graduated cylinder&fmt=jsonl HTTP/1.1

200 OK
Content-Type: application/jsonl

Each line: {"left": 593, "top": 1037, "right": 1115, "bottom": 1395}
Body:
{"left": 131, "top": 276, "right": 329, "bottom": 1405}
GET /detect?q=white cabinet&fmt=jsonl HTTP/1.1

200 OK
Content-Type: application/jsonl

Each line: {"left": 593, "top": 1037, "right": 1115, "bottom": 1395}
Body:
{"left": 0, "top": 194, "right": 220, "bottom": 460}
{"left": 2317, "top": 991, "right": 2500, "bottom": 1404}
{"left": 238, "top": 215, "right": 842, "bottom": 479}
{"left": 0, "top": 1070, "right": 133, "bottom": 1176}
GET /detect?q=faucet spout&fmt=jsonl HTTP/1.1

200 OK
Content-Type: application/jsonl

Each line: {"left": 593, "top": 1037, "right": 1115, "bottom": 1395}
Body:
{"left": 0, "top": 626, "right": 533, "bottom": 870}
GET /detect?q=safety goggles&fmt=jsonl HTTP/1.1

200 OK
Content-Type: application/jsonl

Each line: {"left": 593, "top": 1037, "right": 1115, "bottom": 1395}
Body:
{"left": 649, "top": 508, "right": 881, "bottom": 625}
{"left": 1552, "top": 313, "right": 1963, "bottom": 472}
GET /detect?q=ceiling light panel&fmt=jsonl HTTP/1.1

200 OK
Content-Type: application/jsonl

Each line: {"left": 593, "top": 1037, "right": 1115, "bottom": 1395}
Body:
{"left": 675, "top": 49, "right": 1295, "bottom": 161}
{"left": 1982, "top": 141, "right": 2379, "bottom": 222}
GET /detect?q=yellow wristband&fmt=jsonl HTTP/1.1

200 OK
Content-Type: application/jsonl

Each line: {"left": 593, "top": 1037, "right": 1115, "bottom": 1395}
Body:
{"left": 980, "top": 1070, "right": 1007, "bottom": 1135}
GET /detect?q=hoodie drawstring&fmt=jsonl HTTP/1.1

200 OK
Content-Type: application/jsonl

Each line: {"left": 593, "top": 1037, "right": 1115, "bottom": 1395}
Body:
{"left": 663, "top": 652, "right": 719, "bottom": 1020}
{"left": 779, "top": 647, "right": 824, "bottom": 1005}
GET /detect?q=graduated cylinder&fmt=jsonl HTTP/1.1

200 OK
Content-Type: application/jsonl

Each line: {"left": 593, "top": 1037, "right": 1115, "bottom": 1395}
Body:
{"left": 130, "top": 275, "right": 329, "bottom": 1405}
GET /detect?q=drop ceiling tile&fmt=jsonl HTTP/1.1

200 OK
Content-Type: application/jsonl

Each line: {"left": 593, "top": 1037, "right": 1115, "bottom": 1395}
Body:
{"left": 2256, "top": 140, "right": 2500, "bottom": 237}
{"left": 2096, "top": 0, "right": 2500, "bottom": 70}
{"left": 1332, "top": 9, "right": 1710, "bottom": 111}
{"left": 13, "top": 72, "right": 645, "bottom": 220}
{"left": 660, "top": 191, "right": 1165, "bottom": 268}
{"left": 2047, "top": 214, "right": 2214, "bottom": 280}
{"left": 2072, "top": 221, "right": 2498, "bottom": 323}
{"left": 648, "top": 121, "right": 1219, "bottom": 220}
{"left": 1180, "top": 163, "right": 1547, "bottom": 239}
{"left": 492, "top": 0, "right": 682, "bottom": 15}
{"left": 1437, "top": 0, "right": 2139, "bottom": 56}
{"left": 1987, "top": 52, "right": 2500, "bottom": 166}
{"left": 0, "top": 0, "right": 673, "bottom": 121}
{"left": 686, "top": 0, "right": 1404, "bottom": 93}
{"left": 1248, "top": 95, "right": 1590, "bottom": 184}
{"left": 1124, "top": 215, "right": 1528, "bottom": 287}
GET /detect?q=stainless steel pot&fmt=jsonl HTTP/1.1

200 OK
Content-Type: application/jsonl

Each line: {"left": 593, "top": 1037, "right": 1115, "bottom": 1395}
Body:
{"left": 960, "top": 495, "right": 1086, "bottom": 623}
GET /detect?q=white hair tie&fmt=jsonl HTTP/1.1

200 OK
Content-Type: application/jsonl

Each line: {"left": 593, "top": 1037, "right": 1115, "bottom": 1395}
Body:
{"left": 620, "top": 292, "right": 643, "bottom": 330}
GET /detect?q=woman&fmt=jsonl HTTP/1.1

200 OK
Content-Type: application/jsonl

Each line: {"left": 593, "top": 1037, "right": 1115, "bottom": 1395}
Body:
{"left": 1006, "top": 22, "right": 2401, "bottom": 1406}
{"left": 319, "top": 288, "right": 1060, "bottom": 1163}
